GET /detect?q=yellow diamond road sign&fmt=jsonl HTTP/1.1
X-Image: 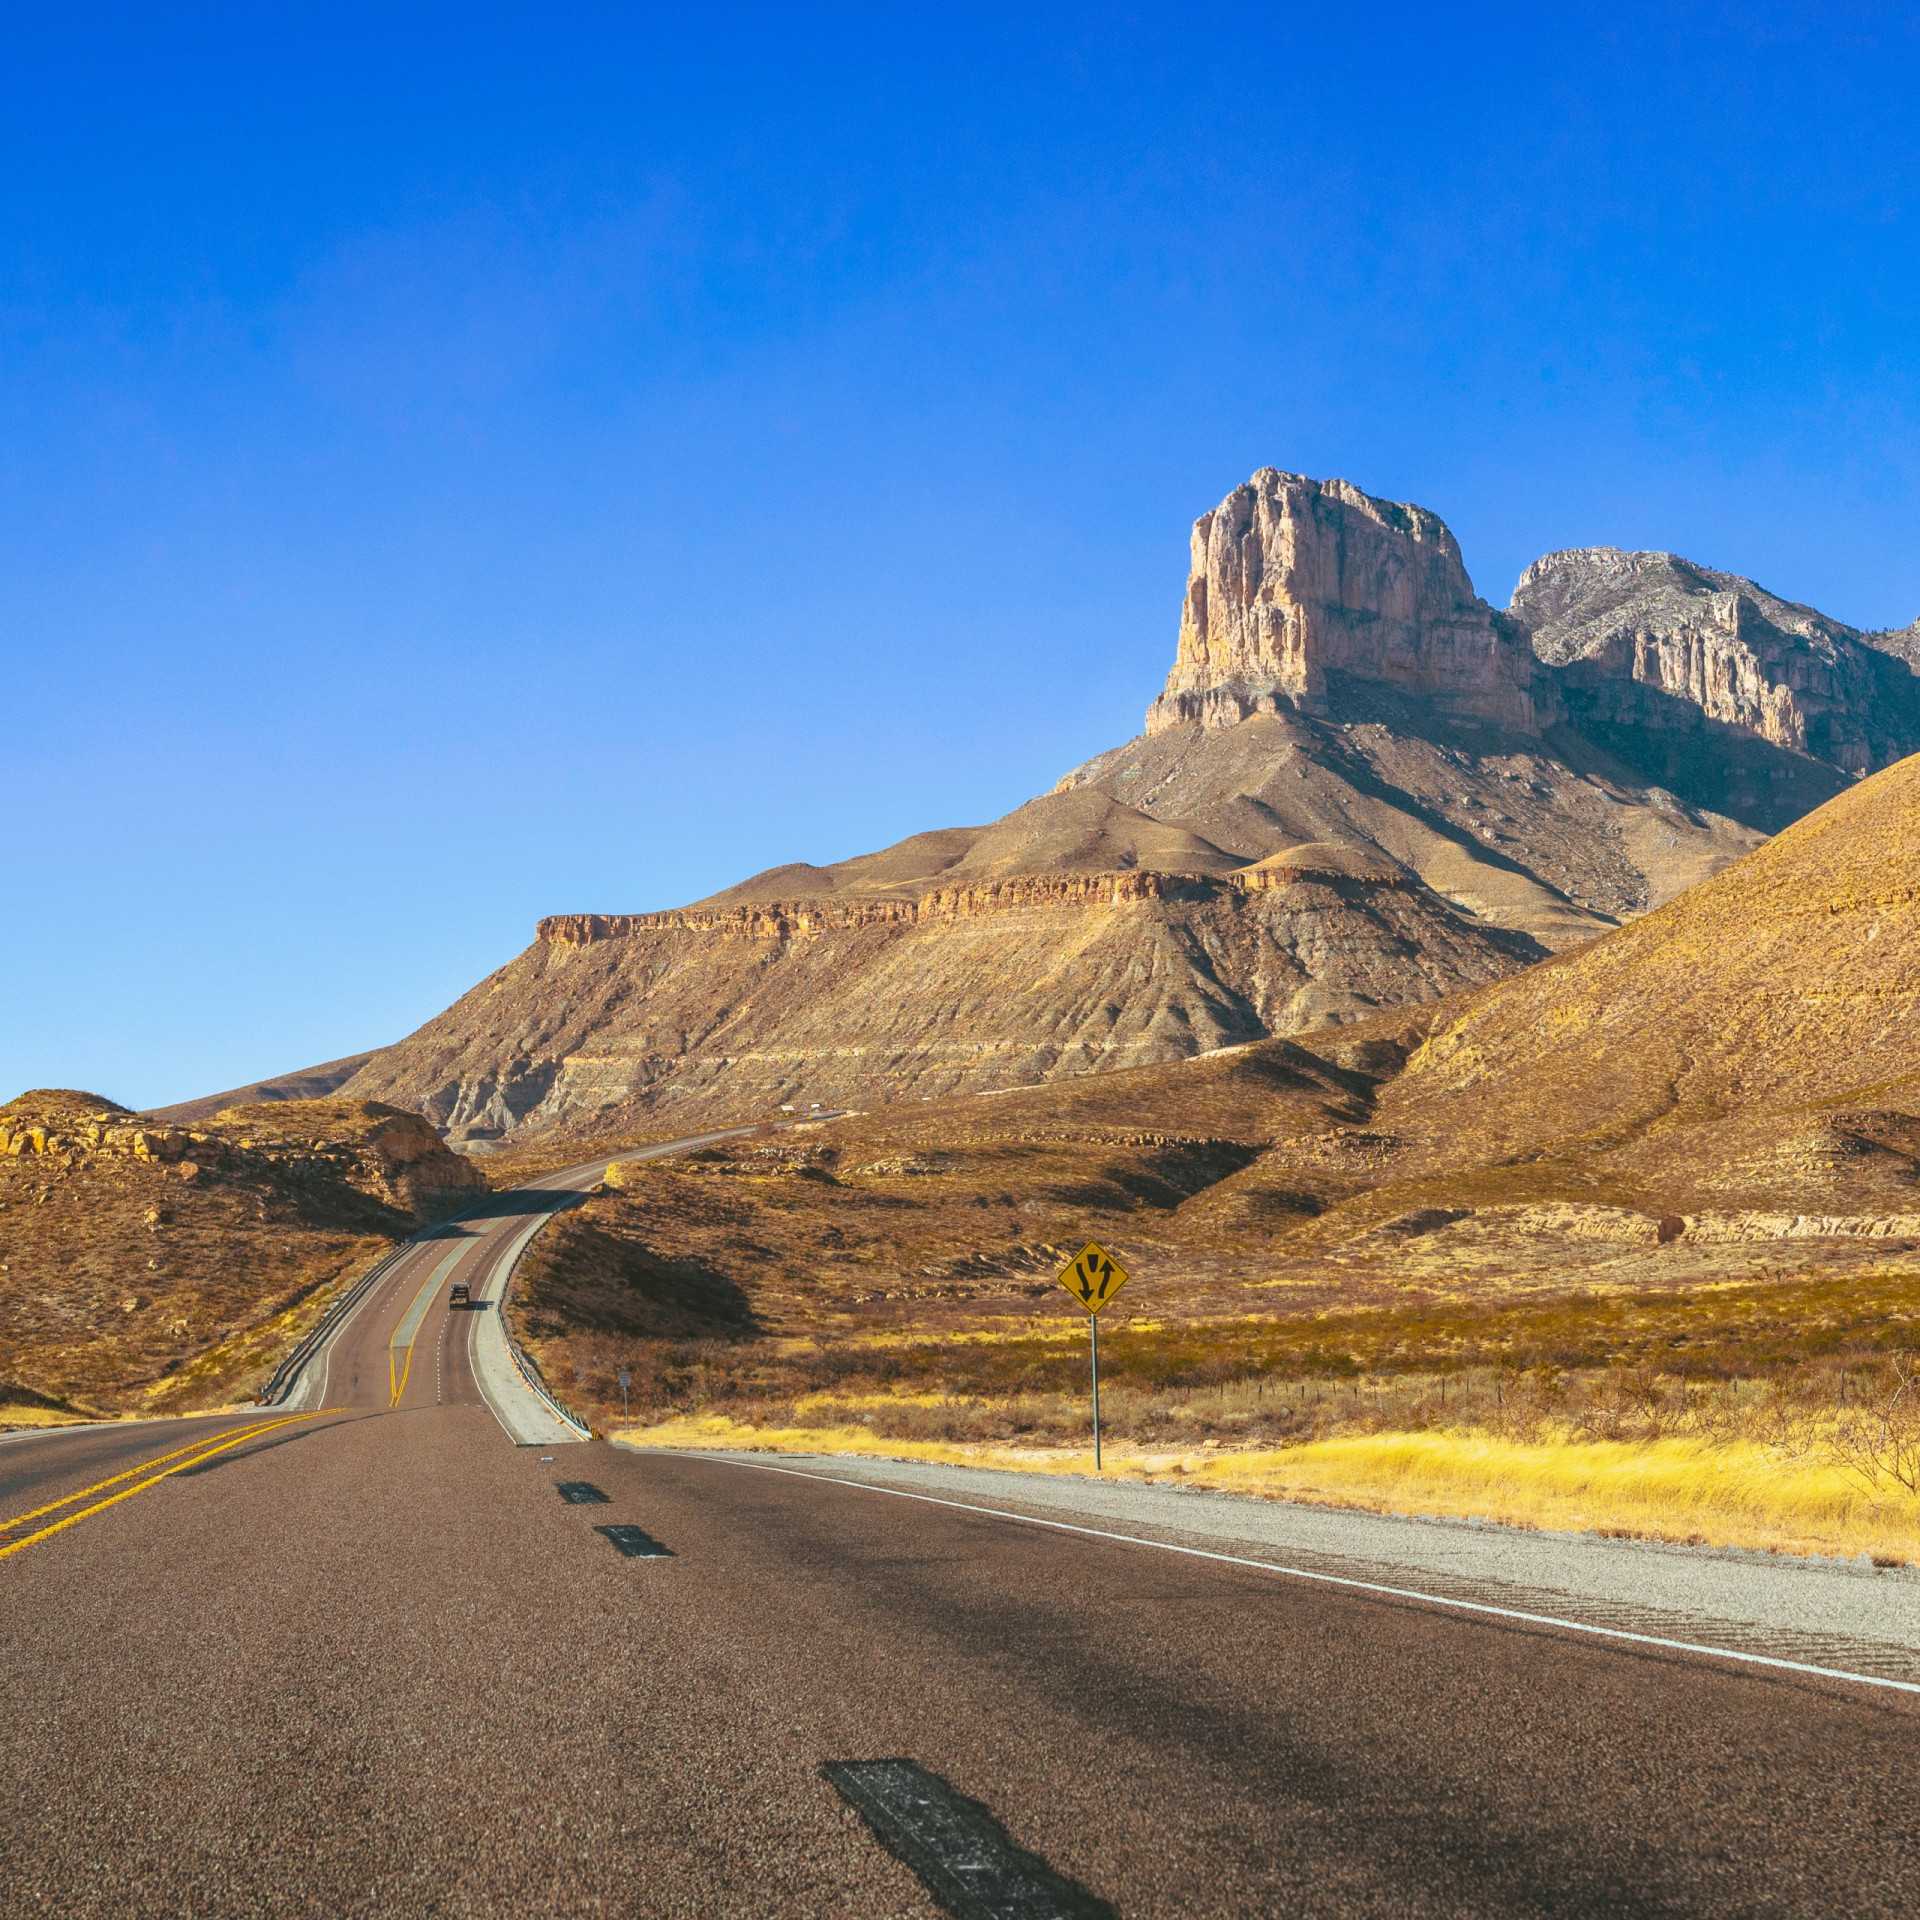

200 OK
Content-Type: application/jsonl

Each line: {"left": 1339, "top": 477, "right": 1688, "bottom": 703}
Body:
{"left": 1058, "top": 1241, "right": 1129, "bottom": 1315}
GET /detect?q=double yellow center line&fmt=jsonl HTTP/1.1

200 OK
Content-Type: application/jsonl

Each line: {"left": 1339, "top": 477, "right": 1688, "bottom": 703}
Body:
{"left": 0, "top": 1413, "right": 321, "bottom": 1562}
{"left": 387, "top": 1243, "right": 468, "bottom": 1409}
{"left": 388, "top": 1343, "right": 415, "bottom": 1408}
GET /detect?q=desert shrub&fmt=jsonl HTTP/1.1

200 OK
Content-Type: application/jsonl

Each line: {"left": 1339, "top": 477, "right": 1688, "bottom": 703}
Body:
{"left": 1826, "top": 1355, "right": 1920, "bottom": 1493}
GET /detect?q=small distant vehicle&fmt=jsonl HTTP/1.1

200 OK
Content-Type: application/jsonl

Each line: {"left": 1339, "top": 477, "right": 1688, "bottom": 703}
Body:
{"left": 449, "top": 1282, "right": 471, "bottom": 1310}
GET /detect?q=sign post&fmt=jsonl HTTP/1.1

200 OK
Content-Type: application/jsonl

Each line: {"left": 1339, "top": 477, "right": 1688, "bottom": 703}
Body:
{"left": 1056, "top": 1242, "right": 1130, "bottom": 1470}
{"left": 619, "top": 1369, "right": 631, "bottom": 1420}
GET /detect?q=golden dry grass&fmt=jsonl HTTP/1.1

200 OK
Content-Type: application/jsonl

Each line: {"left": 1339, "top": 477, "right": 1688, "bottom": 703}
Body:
{"left": 514, "top": 1110, "right": 1920, "bottom": 1563}
{"left": 0, "top": 1405, "right": 98, "bottom": 1432}
{"left": 615, "top": 1415, "right": 1920, "bottom": 1563}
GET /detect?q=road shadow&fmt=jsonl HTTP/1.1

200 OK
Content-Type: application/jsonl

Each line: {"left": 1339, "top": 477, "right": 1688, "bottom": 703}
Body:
{"left": 171, "top": 1414, "right": 362, "bottom": 1477}
{"left": 452, "top": 1189, "right": 587, "bottom": 1226}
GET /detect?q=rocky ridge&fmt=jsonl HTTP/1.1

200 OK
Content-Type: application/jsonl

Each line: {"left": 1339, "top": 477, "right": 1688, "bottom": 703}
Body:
{"left": 314, "top": 467, "right": 1915, "bottom": 1146}
{"left": 1867, "top": 615, "right": 1920, "bottom": 672}
{"left": 0, "top": 1092, "right": 484, "bottom": 1413}
{"left": 1512, "top": 546, "right": 1920, "bottom": 825}
{"left": 2, "top": 1095, "right": 480, "bottom": 1218}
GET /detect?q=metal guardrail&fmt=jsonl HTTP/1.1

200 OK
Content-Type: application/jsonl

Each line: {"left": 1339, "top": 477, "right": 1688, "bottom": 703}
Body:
{"left": 256, "top": 1237, "right": 422, "bottom": 1407}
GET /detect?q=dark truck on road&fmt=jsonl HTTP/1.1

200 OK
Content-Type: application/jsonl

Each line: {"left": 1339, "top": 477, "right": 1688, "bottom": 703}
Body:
{"left": 449, "top": 1282, "right": 471, "bottom": 1309}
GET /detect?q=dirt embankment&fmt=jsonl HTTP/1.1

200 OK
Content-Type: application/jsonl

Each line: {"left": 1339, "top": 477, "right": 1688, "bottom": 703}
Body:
{"left": 500, "top": 889, "right": 1920, "bottom": 1560}
{"left": 0, "top": 1090, "right": 482, "bottom": 1417}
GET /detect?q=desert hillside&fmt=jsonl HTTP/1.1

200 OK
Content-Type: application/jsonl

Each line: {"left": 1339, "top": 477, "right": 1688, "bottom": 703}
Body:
{"left": 492, "top": 756, "right": 1920, "bottom": 1557}
{"left": 334, "top": 463, "right": 1920, "bottom": 1150}
{"left": 1333, "top": 748, "right": 1920, "bottom": 1214}
{"left": 142, "top": 1050, "right": 382, "bottom": 1125}
{"left": 0, "top": 1091, "right": 483, "bottom": 1417}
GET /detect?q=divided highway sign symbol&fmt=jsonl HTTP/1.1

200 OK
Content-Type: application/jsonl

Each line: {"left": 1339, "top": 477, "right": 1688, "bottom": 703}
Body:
{"left": 1056, "top": 1242, "right": 1131, "bottom": 1472}
{"left": 1057, "top": 1242, "right": 1129, "bottom": 1315}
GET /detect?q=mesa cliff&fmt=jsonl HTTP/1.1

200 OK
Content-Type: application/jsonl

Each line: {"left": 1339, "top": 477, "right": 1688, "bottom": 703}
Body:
{"left": 1142, "top": 467, "right": 1918, "bottom": 832}
{"left": 1147, "top": 470, "right": 1548, "bottom": 734}
{"left": 344, "top": 857, "right": 1539, "bottom": 1143}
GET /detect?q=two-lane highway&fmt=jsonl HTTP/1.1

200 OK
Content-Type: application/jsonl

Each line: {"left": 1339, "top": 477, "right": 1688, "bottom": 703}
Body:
{"left": 286, "top": 1124, "right": 760, "bottom": 1430}
{"left": 3, "top": 1130, "right": 1918, "bottom": 1916}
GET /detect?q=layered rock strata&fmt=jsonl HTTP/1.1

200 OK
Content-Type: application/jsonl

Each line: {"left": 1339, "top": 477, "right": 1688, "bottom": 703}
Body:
{"left": 342, "top": 863, "right": 1541, "bottom": 1144}
{"left": 537, "top": 862, "right": 1419, "bottom": 951}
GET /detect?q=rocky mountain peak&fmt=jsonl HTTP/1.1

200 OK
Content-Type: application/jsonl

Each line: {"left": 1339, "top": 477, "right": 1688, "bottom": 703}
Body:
{"left": 1511, "top": 544, "right": 1920, "bottom": 786}
{"left": 1147, "top": 469, "right": 1548, "bottom": 738}
{"left": 215, "top": 466, "right": 1920, "bottom": 1150}
{"left": 1865, "top": 614, "right": 1920, "bottom": 673}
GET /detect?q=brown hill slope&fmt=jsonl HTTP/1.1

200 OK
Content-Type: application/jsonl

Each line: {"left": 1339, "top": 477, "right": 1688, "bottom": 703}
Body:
{"left": 503, "top": 980, "right": 1920, "bottom": 1493}
{"left": 143, "top": 1050, "right": 383, "bottom": 1125}
{"left": 0, "top": 1092, "right": 482, "bottom": 1415}
{"left": 1376, "top": 749, "right": 1920, "bottom": 1196}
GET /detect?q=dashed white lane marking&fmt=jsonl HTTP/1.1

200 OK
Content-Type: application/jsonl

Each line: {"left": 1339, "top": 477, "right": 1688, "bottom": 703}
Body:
{"left": 688, "top": 1456, "right": 1920, "bottom": 1698}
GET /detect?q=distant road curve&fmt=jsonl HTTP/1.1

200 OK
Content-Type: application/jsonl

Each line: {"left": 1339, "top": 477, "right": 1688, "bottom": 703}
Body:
{"left": 279, "top": 1124, "right": 767, "bottom": 1439}
{"left": 8, "top": 1108, "right": 1912, "bottom": 1915}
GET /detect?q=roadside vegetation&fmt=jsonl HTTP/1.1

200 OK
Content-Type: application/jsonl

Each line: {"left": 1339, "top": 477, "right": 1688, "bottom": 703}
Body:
{"left": 605, "top": 1348, "right": 1920, "bottom": 1561}
{"left": 500, "top": 1109, "right": 1920, "bottom": 1562}
{"left": 0, "top": 1088, "right": 476, "bottom": 1419}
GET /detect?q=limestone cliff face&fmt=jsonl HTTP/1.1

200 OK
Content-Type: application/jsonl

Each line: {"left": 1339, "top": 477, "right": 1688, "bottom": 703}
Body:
{"left": 1513, "top": 548, "right": 1920, "bottom": 784}
{"left": 1146, "top": 470, "right": 1548, "bottom": 736}
{"left": 1143, "top": 474, "right": 1918, "bottom": 831}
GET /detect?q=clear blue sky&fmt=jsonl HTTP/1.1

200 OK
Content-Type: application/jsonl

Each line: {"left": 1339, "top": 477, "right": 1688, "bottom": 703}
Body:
{"left": 6, "top": 2, "right": 1917, "bottom": 1109}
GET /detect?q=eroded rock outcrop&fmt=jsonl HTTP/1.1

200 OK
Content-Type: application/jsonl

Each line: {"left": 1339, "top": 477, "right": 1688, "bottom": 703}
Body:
{"left": 0, "top": 1089, "right": 484, "bottom": 1414}
{"left": 1146, "top": 470, "right": 1549, "bottom": 736}
{"left": 1512, "top": 547, "right": 1920, "bottom": 784}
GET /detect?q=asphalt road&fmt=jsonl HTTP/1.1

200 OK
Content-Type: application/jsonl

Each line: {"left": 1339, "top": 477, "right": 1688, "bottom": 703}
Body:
{"left": 291, "top": 1126, "right": 759, "bottom": 1428}
{"left": 3, "top": 1169, "right": 1918, "bottom": 1915}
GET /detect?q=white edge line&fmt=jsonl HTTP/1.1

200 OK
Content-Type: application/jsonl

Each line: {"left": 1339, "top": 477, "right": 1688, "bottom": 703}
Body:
{"left": 459, "top": 1126, "right": 763, "bottom": 1444}
{"left": 663, "top": 1452, "right": 1920, "bottom": 1698}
